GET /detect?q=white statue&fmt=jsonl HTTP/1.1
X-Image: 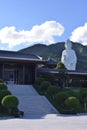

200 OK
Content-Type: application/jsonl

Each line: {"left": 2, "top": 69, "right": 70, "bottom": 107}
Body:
{"left": 61, "top": 39, "right": 77, "bottom": 70}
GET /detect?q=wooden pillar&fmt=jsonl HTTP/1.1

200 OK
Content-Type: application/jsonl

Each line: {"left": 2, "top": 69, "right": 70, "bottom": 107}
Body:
{"left": 35, "top": 64, "right": 38, "bottom": 81}
{"left": 23, "top": 64, "right": 25, "bottom": 84}
{"left": 2, "top": 63, "right": 4, "bottom": 80}
{"left": 0, "top": 63, "right": 3, "bottom": 79}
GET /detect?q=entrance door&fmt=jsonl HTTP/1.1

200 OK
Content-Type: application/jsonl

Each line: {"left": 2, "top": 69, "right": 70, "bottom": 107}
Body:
{"left": 24, "top": 65, "right": 35, "bottom": 84}
{"left": 3, "top": 63, "right": 15, "bottom": 84}
{"left": 3, "top": 69, "right": 14, "bottom": 84}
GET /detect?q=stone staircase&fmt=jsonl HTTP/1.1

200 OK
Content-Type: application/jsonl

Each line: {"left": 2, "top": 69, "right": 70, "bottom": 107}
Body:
{"left": 7, "top": 84, "right": 58, "bottom": 117}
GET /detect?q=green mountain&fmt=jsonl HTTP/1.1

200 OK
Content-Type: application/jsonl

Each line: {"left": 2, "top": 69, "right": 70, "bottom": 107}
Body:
{"left": 19, "top": 42, "right": 87, "bottom": 71}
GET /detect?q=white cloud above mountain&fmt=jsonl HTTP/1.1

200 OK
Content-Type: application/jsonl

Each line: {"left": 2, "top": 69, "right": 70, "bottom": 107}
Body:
{"left": 0, "top": 21, "right": 87, "bottom": 50}
{"left": 0, "top": 21, "right": 64, "bottom": 49}
{"left": 70, "top": 23, "right": 87, "bottom": 45}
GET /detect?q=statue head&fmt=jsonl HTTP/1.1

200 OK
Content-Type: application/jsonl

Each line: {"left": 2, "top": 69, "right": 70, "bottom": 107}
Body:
{"left": 65, "top": 39, "right": 72, "bottom": 49}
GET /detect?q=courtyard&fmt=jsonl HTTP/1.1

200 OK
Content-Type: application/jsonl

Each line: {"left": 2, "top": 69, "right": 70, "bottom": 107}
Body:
{"left": 0, "top": 113, "right": 87, "bottom": 130}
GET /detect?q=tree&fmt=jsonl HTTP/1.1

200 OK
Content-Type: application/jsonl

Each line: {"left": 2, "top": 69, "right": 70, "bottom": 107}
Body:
{"left": 56, "top": 61, "right": 66, "bottom": 70}
{"left": 56, "top": 61, "right": 70, "bottom": 88}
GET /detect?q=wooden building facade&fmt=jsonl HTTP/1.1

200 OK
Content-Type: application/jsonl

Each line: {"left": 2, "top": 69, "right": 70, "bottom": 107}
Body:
{"left": 0, "top": 50, "right": 46, "bottom": 84}
{"left": 0, "top": 50, "right": 87, "bottom": 87}
{"left": 37, "top": 68, "right": 87, "bottom": 88}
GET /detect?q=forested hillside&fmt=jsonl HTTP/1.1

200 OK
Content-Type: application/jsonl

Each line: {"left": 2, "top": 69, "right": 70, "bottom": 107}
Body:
{"left": 19, "top": 42, "right": 87, "bottom": 71}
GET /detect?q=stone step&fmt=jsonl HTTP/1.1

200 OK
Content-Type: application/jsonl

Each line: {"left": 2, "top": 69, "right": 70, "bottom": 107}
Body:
{"left": 7, "top": 84, "right": 38, "bottom": 96}
{"left": 7, "top": 84, "right": 58, "bottom": 116}
{"left": 17, "top": 96, "right": 58, "bottom": 114}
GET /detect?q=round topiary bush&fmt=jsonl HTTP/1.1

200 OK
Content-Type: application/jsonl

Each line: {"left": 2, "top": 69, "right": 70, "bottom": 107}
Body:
{"left": 40, "top": 81, "right": 51, "bottom": 92}
{"left": 34, "top": 77, "right": 44, "bottom": 87}
{"left": 54, "top": 92, "right": 70, "bottom": 105}
{"left": 1, "top": 95, "right": 19, "bottom": 109}
{"left": 0, "top": 90, "right": 12, "bottom": 102}
{"left": 65, "top": 96, "right": 81, "bottom": 112}
{"left": 0, "top": 83, "right": 7, "bottom": 90}
{"left": 47, "top": 85, "right": 60, "bottom": 96}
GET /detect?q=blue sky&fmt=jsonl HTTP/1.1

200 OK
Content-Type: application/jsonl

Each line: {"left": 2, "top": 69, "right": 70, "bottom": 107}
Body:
{"left": 0, "top": 0, "right": 87, "bottom": 51}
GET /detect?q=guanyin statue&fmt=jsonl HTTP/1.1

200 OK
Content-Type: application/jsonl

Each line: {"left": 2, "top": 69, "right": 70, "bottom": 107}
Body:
{"left": 61, "top": 39, "right": 77, "bottom": 70}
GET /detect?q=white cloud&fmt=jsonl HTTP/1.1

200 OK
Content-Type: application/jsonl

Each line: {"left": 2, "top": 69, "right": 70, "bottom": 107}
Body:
{"left": 70, "top": 23, "right": 87, "bottom": 45}
{"left": 0, "top": 21, "right": 64, "bottom": 49}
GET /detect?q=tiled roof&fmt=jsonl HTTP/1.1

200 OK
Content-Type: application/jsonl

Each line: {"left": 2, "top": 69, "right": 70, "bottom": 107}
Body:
{"left": 0, "top": 50, "right": 45, "bottom": 62}
{"left": 47, "top": 58, "right": 57, "bottom": 65}
{"left": 37, "top": 68, "right": 87, "bottom": 75}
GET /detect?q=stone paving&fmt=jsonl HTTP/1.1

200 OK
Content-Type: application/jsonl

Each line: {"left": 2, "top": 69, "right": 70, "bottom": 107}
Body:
{"left": 0, "top": 114, "right": 87, "bottom": 130}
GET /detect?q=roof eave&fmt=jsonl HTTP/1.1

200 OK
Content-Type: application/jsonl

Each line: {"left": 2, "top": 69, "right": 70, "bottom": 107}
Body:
{"left": 0, "top": 57, "right": 47, "bottom": 64}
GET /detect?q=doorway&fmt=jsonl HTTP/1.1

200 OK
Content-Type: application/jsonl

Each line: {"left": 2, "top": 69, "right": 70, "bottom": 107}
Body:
{"left": 3, "top": 63, "right": 15, "bottom": 84}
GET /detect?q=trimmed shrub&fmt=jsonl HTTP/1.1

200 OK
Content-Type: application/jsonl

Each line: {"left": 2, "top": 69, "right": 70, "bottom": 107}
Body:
{"left": 40, "top": 81, "right": 51, "bottom": 92}
{"left": 72, "top": 90, "right": 80, "bottom": 98}
{"left": 61, "top": 88, "right": 80, "bottom": 98}
{"left": 65, "top": 96, "right": 81, "bottom": 113}
{"left": 1, "top": 95, "right": 19, "bottom": 109}
{"left": 0, "top": 83, "right": 7, "bottom": 90}
{"left": 34, "top": 77, "right": 44, "bottom": 87}
{"left": 79, "top": 88, "right": 87, "bottom": 102}
{"left": 0, "top": 79, "right": 5, "bottom": 83}
{"left": 0, "top": 90, "right": 12, "bottom": 102}
{"left": 47, "top": 85, "right": 60, "bottom": 96}
{"left": 54, "top": 92, "right": 70, "bottom": 105}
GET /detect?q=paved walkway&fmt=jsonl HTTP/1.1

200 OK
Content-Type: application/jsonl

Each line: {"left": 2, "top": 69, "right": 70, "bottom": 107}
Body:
{"left": 0, "top": 114, "right": 87, "bottom": 130}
